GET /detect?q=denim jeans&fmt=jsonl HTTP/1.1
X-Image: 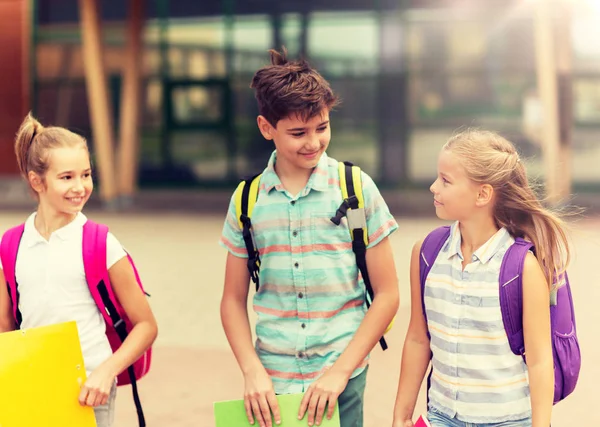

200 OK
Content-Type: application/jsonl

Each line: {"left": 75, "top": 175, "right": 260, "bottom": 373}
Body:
{"left": 427, "top": 406, "right": 532, "bottom": 427}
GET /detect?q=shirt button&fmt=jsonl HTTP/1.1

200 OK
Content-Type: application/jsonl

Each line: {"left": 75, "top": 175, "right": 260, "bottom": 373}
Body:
{"left": 297, "top": 352, "right": 304, "bottom": 359}
{"left": 294, "top": 262, "right": 299, "bottom": 268}
{"left": 301, "top": 323, "right": 306, "bottom": 329}
{"left": 292, "top": 230, "right": 298, "bottom": 237}
{"left": 298, "top": 292, "right": 304, "bottom": 298}
{"left": 291, "top": 200, "right": 296, "bottom": 206}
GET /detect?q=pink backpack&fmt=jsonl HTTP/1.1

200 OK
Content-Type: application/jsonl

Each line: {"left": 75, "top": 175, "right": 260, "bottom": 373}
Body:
{"left": 0, "top": 220, "right": 151, "bottom": 427}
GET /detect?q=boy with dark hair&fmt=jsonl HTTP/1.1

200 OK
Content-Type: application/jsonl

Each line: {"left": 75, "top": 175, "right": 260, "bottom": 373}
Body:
{"left": 220, "top": 48, "right": 399, "bottom": 427}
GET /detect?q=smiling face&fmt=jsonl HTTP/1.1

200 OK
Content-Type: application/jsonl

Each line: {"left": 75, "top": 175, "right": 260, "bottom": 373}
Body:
{"left": 257, "top": 109, "right": 331, "bottom": 175}
{"left": 30, "top": 145, "right": 93, "bottom": 217}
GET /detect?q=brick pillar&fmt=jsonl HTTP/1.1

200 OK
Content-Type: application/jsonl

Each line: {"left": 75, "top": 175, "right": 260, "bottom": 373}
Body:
{"left": 0, "top": 0, "right": 30, "bottom": 176}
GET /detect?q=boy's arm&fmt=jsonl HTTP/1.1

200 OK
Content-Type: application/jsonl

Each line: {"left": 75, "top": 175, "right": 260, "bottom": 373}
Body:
{"left": 221, "top": 253, "right": 281, "bottom": 427}
{"left": 221, "top": 253, "right": 259, "bottom": 374}
{"left": 220, "top": 191, "right": 281, "bottom": 427}
{"left": 393, "top": 240, "right": 431, "bottom": 426}
{"left": 522, "top": 252, "right": 554, "bottom": 427}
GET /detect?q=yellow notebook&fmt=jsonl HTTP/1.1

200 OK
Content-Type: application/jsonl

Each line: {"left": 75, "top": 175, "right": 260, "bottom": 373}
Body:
{"left": 0, "top": 321, "right": 97, "bottom": 427}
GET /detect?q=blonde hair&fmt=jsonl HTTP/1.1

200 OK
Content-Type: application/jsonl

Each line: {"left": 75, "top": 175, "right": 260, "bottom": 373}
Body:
{"left": 15, "top": 113, "right": 88, "bottom": 185}
{"left": 444, "top": 129, "right": 570, "bottom": 289}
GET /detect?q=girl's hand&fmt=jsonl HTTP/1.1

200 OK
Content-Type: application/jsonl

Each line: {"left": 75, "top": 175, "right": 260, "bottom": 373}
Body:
{"left": 78, "top": 363, "right": 116, "bottom": 407}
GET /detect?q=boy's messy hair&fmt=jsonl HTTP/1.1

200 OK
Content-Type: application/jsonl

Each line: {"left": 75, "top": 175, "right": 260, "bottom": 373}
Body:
{"left": 250, "top": 47, "right": 340, "bottom": 127}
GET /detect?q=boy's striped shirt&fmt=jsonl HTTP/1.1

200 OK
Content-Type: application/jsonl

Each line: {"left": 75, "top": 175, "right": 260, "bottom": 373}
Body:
{"left": 220, "top": 151, "right": 397, "bottom": 394}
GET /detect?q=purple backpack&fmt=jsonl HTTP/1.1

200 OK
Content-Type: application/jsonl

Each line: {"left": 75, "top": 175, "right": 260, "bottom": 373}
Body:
{"left": 420, "top": 226, "right": 581, "bottom": 404}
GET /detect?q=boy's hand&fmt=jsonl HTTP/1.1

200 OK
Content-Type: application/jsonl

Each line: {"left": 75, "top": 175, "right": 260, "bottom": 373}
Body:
{"left": 244, "top": 366, "right": 281, "bottom": 427}
{"left": 298, "top": 368, "right": 349, "bottom": 426}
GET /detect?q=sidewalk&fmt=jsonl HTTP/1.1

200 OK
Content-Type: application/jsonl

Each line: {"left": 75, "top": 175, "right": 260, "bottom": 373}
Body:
{"left": 0, "top": 210, "right": 596, "bottom": 426}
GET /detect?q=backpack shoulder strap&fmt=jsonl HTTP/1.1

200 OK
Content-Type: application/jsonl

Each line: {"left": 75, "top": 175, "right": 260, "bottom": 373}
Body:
{"left": 234, "top": 173, "right": 262, "bottom": 229}
{"left": 419, "top": 225, "right": 451, "bottom": 403}
{"left": 334, "top": 161, "right": 368, "bottom": 245}
{"left": 83, "top": 219, "right": 129, "bottom": 331}
{"left": 499, "top": 237, "right": 533, "bottom": 357}
{"left": 0, "top": 224, "right": 26, "bottom": 324}
{"left": 333, "top": 161, "right": 391, "bottom": 349}
{"left": 419, "top": 226, "right": 451, "bottom": 325}
{"left": 234, "top": 173, "right": 263, "bottom": 290}
{"left": 83, "top": 220, "right": 147, "bottom": 426}
{"left": 82, "top": 219, "right": 123, "bottom": 327}
{"left": 335, "top": 161, "right": 368, "bottom": 273}
{"left": 82, "top": 220, "right": 109, "bottom": 288}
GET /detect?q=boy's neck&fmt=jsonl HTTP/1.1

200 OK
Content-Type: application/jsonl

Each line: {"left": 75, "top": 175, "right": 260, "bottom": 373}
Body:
{"left": 34, "top": 204, "right": 77, "bottom": 239}
{"left": 274, "top": 159, "right": 314, "bottom": 197}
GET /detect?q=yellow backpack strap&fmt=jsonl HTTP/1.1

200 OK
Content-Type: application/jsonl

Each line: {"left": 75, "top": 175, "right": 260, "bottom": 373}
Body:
{"left": 235, "top": 174, "right": 262, "bottom": 228}
{"left": 336, "top": 161, "right": 368, "bottom": 245}
{"left": 234, "top": 173, "right": 262, "bottom": 290}
{"left": 332, "top": 161, "right": 390, "bottom": 351}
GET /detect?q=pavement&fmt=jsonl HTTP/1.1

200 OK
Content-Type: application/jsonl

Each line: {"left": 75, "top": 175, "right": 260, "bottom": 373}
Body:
{"left": 0, "top": 210, "right": 597, "bottom": 426}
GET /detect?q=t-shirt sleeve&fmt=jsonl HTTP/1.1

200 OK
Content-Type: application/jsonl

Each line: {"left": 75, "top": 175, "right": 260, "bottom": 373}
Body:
{"left": 106, "top": 232, "right": 128, "bottom": 269}
{"left": 361, "top": 171, "right": 398, "bottom": 249}
{"left": 219, "top": 192, "right": 248, "bottom": 258}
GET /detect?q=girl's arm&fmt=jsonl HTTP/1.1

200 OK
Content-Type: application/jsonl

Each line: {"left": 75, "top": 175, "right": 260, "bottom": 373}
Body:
{"left": 221, "top": 253, "right": 281, "bottom": 427}
{"left": 0, "top": 271, "right": 15, "bottom": 332}
{"left": 522, "top": 252, "right": 554, "bottom": 427}
{"left": 79, "top": 256, "right": 158, "bottom": 407}
{"left": 392, "top": 240, "right": 431, "bottom": 426}
{"left": 299, "top": 236, "right": 400, "bottom": 426}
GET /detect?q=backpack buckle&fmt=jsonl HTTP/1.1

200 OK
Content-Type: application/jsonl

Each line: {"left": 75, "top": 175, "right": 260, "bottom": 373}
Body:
{"left": 247, "top": 253, "right": 260, "bottom": 278}
{"left": 248, "top": 252, "right": 261, "bottom": 290}
{"left": 113, "top": 318, "right": 125, "bottom": 330}
{"left": 240, "top": 214, "right": 251, "bottom": 228}
{"left": 330, "top": 195, "right": 359, "bottom": 225}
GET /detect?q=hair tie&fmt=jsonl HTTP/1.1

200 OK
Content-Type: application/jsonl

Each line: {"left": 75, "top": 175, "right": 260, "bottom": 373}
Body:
{"left": 29, "top": 125, "right": 37, "bottom": 147}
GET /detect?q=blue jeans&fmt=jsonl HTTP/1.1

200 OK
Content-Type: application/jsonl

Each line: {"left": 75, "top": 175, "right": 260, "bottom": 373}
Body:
{"left": 338, "top": 365, "right": 368, "bottom": 427}
{"left": 427, "top": 407, "right": 532, "bottom": 427}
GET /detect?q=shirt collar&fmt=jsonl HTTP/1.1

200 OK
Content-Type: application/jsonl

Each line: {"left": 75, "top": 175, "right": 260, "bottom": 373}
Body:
{"left": 445, "top": 221, "right": 463, "bottom": 260}
{"left": 445, "top": 221, "right": 511, "bottom": 264}
{"left": 23, "top": 212, "right": 87, "bottom": 247}
{"left": 261, "top": 150, "right": 332, "bottom": 195}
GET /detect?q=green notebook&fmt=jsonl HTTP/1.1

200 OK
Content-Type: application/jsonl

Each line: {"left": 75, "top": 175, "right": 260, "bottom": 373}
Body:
{"left": 214, "top": 393, "right": 340, "bottom": 427}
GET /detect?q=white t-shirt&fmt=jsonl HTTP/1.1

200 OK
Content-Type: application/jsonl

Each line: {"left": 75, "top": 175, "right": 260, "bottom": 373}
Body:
{"left": 0, "top": 212, "right": 127, "bottom": 373}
